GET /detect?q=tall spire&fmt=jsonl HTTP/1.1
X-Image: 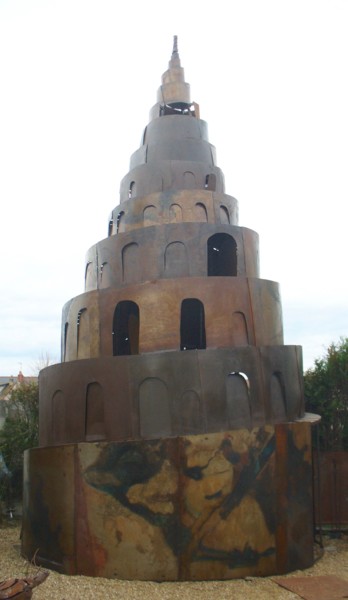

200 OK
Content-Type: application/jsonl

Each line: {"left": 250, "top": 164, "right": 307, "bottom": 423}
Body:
{"left": 151, "top": 35, "right": 191, "bottom": 118}
{"left": 168, "top": 34, "right": 181, "bottom": 70}
{"left": 172, "top": 35, "right": 179, "bottom": 59}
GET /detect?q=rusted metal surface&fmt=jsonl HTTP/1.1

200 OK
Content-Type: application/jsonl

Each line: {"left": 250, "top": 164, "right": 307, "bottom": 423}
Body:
{"left": 22, "top": 37, "right": 317, "bottom": 579}
{"left": 273, "top": 575, "right": 348, "bottom": 600}
{"left": 84, "top": 223, "right": 259, "bottom": 292}
{"left": 22, "top": 422, "right": 314, "bottom": 581}
{"left": 0, "top": 571, "right": 49, "bottom": 599}
{"left": 38, "top": 348, "right": 305, "bottom": 447}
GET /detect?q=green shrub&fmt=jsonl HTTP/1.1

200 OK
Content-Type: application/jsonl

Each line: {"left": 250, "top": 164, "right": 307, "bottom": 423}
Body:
{"left": 304, "top": 337, "right": 348, "bottom": 451}
{"left": 0, "top": 382, "right": 39, "bottom": 503}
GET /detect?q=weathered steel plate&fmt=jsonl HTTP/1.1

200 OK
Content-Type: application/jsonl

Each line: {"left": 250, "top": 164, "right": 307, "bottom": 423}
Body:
{"left": 273, "top": 575, "right": 348, "bottom": 600}
{"left": 22, "top": 421, "right": 314, "bottom": 581}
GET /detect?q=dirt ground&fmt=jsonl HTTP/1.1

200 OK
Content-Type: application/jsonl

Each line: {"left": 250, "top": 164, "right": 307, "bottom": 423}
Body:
{"left": 0, "top": 524, "right": 347, "bottom": 599}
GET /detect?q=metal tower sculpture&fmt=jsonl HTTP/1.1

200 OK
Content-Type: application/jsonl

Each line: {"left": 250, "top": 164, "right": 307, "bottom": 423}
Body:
{"left": 22, "top": 38, "right": 318, "bottom": 580}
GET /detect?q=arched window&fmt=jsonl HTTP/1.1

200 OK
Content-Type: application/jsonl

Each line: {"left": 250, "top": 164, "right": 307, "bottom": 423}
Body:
{"left": 77, "top": 308, "right": 89, "bottom": 359}
{"left": 226, "top": 371, "right": 251, "bottom": 429}
{"left": 271, "top": 372, "right": 287, "bottom": 420}
{"left": 194, "top": 202, "right": 208, "bottom": 222}
{"left": 143, "top": 205, "right": 158, "bottom": 226}
{"left": 205, "top": 174, "right": 216, "bottom": 191}
{"left": 179, "top": 390, "right": 202, "bottom": 434}
{"left": 100, "top": 261, "right": 111, "bottom": 288}
{"left": 52, "top": 390, "right": 66, "bottom": 443}
{"left": 128, "top": 181, "right": 136, "bottom": 199}
{"left": 169, "top": 203, "right": 182, "bottom": 223}
{"left": 122, "top": 242, "right": 140, "bottom": 283}
{"left": 108, "top": 219, "right": 114, "bottom": 236}
{"left": 116, "top": 211, "right": 125, "bottom": 233}
{"left": 142, "top": 126, "right": 147, "bottom": 144}
{"left": 112, "top": 301, "right": 139, "bottom": 356}
{"left": 85, "top": 382, "right": 106, "bottom": 441}
{"left": 85, "top": 261, "right": 91, "bottom": 282}
{"left": 220, "top": 205, "right": 230, "bottom": 224}
{"left": 164, "top": 242, "right": 189, "bottom": 277}
{"left": 207, "top": 233, "right": 237, "bottom": 276}
{"left": 139, "top": 378, "right": 171, "bottom": 438}
{"left": 63, "top": 322, "right": 68, "bottom": 362}
{"left": 180, "top": 298, "right": 206, "bottom": 351}
{"left": 183, "top": 171, "right": 196, "bottom": 189}
{"left": 232, "top": 311, "right": 249, "bottom": 346}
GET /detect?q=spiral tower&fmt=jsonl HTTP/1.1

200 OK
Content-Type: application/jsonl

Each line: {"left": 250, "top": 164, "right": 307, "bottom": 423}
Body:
{"left": 22, "top": 38, "right": 318, "bottom": 581}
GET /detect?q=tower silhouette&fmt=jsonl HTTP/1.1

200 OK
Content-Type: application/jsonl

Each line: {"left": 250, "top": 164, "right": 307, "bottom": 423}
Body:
{"left": 22, "top": 38, "right": 318, "bottom": 581}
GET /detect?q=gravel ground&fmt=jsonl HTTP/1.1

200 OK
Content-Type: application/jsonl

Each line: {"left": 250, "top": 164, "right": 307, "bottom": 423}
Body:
{"left": 0, "top": 524, "right": 347, "bottom": 599}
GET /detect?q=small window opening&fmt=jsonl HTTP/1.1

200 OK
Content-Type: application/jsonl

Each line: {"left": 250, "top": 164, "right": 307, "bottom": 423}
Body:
{"left": 204, "top": 174, "right": 216, "bottom": 191}
{"left": 226, "top": 371, "right": 252, "bottom": 428}
{"left": 63, "top": 322, "right": 68, "bottom": 362}
{"left": 116, "top": 211, "right": 125, "bottom": 233}
{"left": 220, "top": 205, "right": 230, "bottom": 224}
{"left": 160, "top": 102, "right": 196, "bottom": 117}
{"left": 180, "top": 298, "right": 206, "bottom": 351}
{"left": 77, "top": 308, "right": 86, "bottom": 327}
{"left": 100, "top": 262, "right": 107, "bottom": 281}
{"left": 112, "top": 301, "right": 139, "bottom": 356}
{"left": 85, "top": 382, "right": 105, "bottom": 441}
{"left": 229, "top": 371, "right": 250, "bottom": 389}
{"left": 77, "top": 308, "right": 87, "bottom": 352}
{"left": 128, "top": 181, "right": 136, "bottom": 199}
{"left": 207, "top": 233, "right": 237, "bottom": 276}
{"left": 84, "top": 262, "right": 92, "bottom": 283}
{"left": 142, "top": 126, "right": 147, "bottom": 144}
{"left": 108, "top": 219, "right": 113, "bottom": 236}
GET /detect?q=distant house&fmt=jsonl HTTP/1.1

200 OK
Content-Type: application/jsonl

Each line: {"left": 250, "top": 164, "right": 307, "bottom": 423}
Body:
{"left": 0, "top": 372, "right": 38, "bottom": 429}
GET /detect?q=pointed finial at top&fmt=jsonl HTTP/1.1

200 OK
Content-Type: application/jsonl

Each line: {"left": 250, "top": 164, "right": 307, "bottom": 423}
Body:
{"left": 172, "top": 35, "right": 179, "bottom": 58}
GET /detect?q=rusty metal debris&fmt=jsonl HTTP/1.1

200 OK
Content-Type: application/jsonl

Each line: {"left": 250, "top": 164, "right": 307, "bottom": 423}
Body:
{"left": 0, "top": 571, "right": 49, "bottom": 599}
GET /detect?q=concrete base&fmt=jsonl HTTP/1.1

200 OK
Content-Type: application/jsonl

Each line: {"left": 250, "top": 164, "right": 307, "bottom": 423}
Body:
{"left": 22, "top": 421, "right": 315, "bottom": 580}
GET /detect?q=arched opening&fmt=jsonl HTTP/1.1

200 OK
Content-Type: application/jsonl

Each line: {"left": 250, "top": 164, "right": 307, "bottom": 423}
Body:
{"left": 271, "top": 372, "right": 287, "bottom": 420}
{"left": 232, "top": 311, "right": 249, "bottom": 345}
{"left": 142, "top": 126, "right": 147, "bottom": 144}
{"left": 220, "top": 205, "right": 230, "bottom": 224}
{"left": 207, "top": 233, "right": 237, "bottom": 276}
{"left": 204, "top": 174, "right": 216, "bottom": 191}
{"left": 77, "top": 308, "right": 89, "bottom": 359}
{"left": 108, "top": 219, "right": 114, "bottom": 236}
{"left": 143, "top": 205, "right": 158, "bottom": 226}
{"left": 122, "top": 242, "right": 140, "bottom": 283}
{"left": 112, "top": 300, "right": 139, "bottom": 356}
{"left": 169, "top": 203, "right": 182, "bottom": 223}
{"left": 100, "top": 262, "right": 111, "bottom": 287}
{"left": 85, "top": 261, "right": 92, "bottom": 283}
{"left": 183, "top": 171, "right": 196, "bottom": 189}
{"left": 116, "top": 211, "right": 125, "bottom": 233}
{"left": 85, "top": 382, "right": 106, "bottom": 441}
{"left": 164, "top": 242, "right": 189, "bottom": 277}
{"left": 180, "top": 298, "right": 206, "bottom": 351}
{"left": 194, "top": 202, "right": 208, "bottom": 222}
{"left": 63, "top": 322, "right": 68, "bottom": 362}
{"left": 226, "top": 371, "right": 251, "bottom": 428}
{"left": 179, "top": 390, "right": 202, "bottom": 434}
{"left": 128, "top": 181, "right": 136, "bottom": 198}
{"left": 139, "top": 378, "right": 171, "bottom": 438}
{"left": 52, "top": 390, "right": 66, "bottom": 443}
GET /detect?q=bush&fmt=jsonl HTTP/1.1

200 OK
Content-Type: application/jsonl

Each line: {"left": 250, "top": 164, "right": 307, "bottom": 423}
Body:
{"left": 0, "top": 382, "right": 39, "bottom": 504}
{"left": 304, "top": 337, "right": 348, "bottom": 451}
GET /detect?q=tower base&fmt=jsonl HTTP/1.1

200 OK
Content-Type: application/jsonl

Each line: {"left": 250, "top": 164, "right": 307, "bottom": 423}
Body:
{"left": 22, "top": 419, "right": 315, "bottom": 580}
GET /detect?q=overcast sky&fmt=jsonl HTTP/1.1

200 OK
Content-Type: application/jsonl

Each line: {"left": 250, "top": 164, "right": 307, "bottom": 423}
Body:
{"left": 0, "top": 0, "right": 347, "bottom": 375}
